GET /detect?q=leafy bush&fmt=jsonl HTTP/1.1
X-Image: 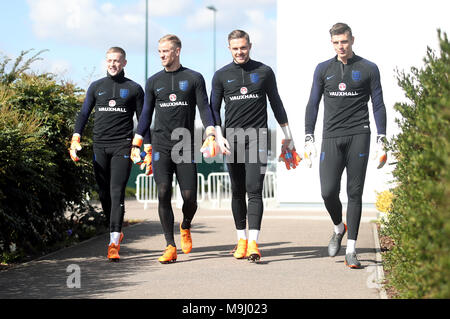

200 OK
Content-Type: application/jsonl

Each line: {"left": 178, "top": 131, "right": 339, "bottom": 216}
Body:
{"left": 0, "top": 50, "right": 102, "bottom": 261}
{"left": 383, "top": 30, "right": 450, "bottom": 298}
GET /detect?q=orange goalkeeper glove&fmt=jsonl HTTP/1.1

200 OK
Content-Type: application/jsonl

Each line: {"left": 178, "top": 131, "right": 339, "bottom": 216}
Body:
{"left": 130, "top": 134, "right": 143, "bottom": 164}
{"left": 278, "top": 139, "right": 301, "bottom": 170}
{"left": 69, "top": 134, "right": 82, "bottom": 162}
{"left": 139, "top": 145, "right": 153, "bottom": 175}
{"left": 200, "top": 126, "right": 219, "bottom": 158}
{"left": 130, "top": 134, "right": 153, "bottom": 175}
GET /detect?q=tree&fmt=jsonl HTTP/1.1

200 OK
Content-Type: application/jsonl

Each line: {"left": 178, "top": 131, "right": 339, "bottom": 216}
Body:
{"left": 0, "top": 49, "right": 47, "bottom": 84}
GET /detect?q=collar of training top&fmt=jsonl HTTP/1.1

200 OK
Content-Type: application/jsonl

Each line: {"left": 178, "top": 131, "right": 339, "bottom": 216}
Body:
{"left": 163, "top": 65, "right": 184, "bottom": 74}
{"left": 106, "top": 70, "right": 125, "bottom": 81}
{"left": 232, "top": 59, "right": 257, "bottom": 71}
{"left": 334, "top": 53, "right": 360, "bottom": 65}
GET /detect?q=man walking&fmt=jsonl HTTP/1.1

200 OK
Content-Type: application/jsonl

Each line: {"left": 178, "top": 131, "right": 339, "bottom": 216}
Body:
{"left": 69, "top": 47, "right": 147, "bottom": 261}
{"left": 210, "top": 30, "right": 299, "bottom": 262}
{"left": 304, "top": 23, "right": 387, "bottom": 268}
{"left": 131, "top": 34, "right": 218, "bottom": 264}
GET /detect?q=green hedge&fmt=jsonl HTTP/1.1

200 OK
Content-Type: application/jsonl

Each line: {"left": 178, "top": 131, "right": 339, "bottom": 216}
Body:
{"left": 383, "top": 30, "right": 450, "bottom": 298}
{"left": 0, "top": 51, "right": 103, "bottom": 261}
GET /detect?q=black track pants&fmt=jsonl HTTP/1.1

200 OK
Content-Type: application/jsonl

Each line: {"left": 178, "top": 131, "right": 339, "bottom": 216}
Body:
{"left": 226, "top": 137, "right": 267, "bottom": 231}
{"left": 319, "top": 134, "right": 370, "bottom": 240}
{"left": 93, "top": 144, "right": 132, "bottom": 233}
{"left": 152, "top": 147, "right": 197, "bottom": 247}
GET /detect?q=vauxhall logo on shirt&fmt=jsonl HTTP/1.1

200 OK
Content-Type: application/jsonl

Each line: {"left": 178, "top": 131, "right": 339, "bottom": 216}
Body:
{"left": 329, "top": 82, "right": 358, "bottom": 97}
{"left": 229, "top": 86, "right": 259, "bottom": 101}
{"left": 328, "top": 70, "right": 361, "bottom": 97}
{"left": 159, "top": 93, "right": 188, "bottom": 108}
{"left": 98, "top": 99, "right": 127, "bottom": 112}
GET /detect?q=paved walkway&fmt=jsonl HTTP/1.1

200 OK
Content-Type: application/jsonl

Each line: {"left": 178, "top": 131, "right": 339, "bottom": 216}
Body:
{"left": 0, "top": 200, "right": 386, "bottom": 300}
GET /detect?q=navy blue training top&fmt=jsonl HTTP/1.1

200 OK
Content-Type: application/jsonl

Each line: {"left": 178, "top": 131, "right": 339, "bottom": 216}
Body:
{"left": 210, "top": 59, "right": 288, "bottom": 131}
{"left": 305, "top": 54, "right": 386, "bottom": 138}
{"left": 74, "top": 70, "right": 146, "bottom": 146}
{"left": 135, "top": 65, "right": 214, "bottom": 151}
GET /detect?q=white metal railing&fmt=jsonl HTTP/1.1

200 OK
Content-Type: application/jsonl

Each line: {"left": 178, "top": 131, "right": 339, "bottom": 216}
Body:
{"left": 263, "top": 171, "right": 277, "bottom": 202}
{"left": 207, "top": 171, "right": 277, "bottom": 207}
{"left": 207, "top": 172, "right": 232, "bottom": 208}
{"left": 135, "top": 173, "right": 205, "bottom": 209}
{"left": 136, "top": 171, "right": 276, "bottom": 209}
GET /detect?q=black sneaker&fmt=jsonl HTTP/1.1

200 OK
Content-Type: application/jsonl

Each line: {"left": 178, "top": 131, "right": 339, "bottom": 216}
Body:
{"left": 345, "top": 252, "right": 362, "bottom": 269}
{"left": 328, "top": 224, "right": 347, "bottom": 257}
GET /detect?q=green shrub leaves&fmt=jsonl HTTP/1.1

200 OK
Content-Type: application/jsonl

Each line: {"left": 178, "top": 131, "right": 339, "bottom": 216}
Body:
{"left": 0, "top": 50, "right": 99, "bottom": 261}
{"left": 384, "top": 30, "right": 450, "bottom": 298}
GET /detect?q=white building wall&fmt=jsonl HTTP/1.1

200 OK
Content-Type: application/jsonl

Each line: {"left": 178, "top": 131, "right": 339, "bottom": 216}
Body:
{"left": 276, "top": 0, "right": 449, "bottom": 203}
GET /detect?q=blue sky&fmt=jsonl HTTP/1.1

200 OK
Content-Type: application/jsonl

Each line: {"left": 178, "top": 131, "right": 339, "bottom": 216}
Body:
{"left": 1, "top": 0, "right": 277, "bottom": 92}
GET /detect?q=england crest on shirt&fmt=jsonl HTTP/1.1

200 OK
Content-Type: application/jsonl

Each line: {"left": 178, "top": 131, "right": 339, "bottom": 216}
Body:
{"left": 352, "top": 70, "right": 361, "bottom": 82}
{"left": 179, "top": 80, "right": 188, "bottom": 91}
{"left": 120, "top": 88, "right": 129, "bottom": 99}
{"left": 250, "top": 73, "right": 259, "bottom": 84}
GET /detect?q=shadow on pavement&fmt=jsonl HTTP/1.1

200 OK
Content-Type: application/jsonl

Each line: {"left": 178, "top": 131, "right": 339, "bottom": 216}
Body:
{"left": 0, "top": 221, "right": 163, "bottom": 299}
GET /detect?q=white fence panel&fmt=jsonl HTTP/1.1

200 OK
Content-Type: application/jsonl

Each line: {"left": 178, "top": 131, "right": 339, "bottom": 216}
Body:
{"left": 207, "top": 173, "right": 232, "bottom": 208}
{"left": 136, "top": 172, "right": 276, "bottom": 209}
{"left": 207, "top": 171, "right": 277, "bottom": 208}
{"left": 136, "top": 173, "right": 205, "bottom": 209}
{"left": 263, "top": 171, "right": 277, "bottom": 206}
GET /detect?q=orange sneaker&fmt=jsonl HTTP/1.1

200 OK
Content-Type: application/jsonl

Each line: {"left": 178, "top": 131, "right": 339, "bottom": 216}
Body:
{"left": 233, "top": 239, "right": 248, "bottom": 259}
{"left": 180, "top": 224, "right": 192, "bottom": 254}
{"left": 247, "top": 240, "right": 261, "bottom": 262}
{"left": 107, "top": 232, "right": 124, "bottom": 262}
{"left": 158, "top": 245, "right": 177, "bottom": 264}
{"left": 108, "top": 243, "right": 120, "bottom": 261}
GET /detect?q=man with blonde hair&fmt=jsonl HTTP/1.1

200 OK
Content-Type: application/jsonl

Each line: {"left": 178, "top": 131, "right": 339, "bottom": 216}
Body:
{"left": 70, "top": 46, "right": 147, "bottom": 261}
{"left": 132, "top": 35, "right": 218, "bottom": 264}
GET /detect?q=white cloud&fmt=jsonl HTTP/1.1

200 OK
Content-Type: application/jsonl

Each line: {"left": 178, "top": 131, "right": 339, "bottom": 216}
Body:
{"left": 0, "top": 49, "right": 71, "bottom": 77}
{"left": 49, "top": 59, "right": 72, "bottom": 74}
{"left": 185, "top": 7, "right": 212, "bottom": 30}
{"left": 26, "top": 0, "right": 192, "bottom": 52}
{"left": 24, "top": 0, "right": 278, "bottom": 86}
{"left": 25, "top": 53, "right": 73, "bottom": 79}
{"left": 147, "top": 0, "right": 193, "bottom": 17}
{"left": 243, "top": 9, "right": 277, "bottom": 65}
{"left": 186, "top": 1, "right": 275, "bottom": 31}
{"left": 185, "top": 1, "right": 277, "bottom": 64}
